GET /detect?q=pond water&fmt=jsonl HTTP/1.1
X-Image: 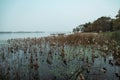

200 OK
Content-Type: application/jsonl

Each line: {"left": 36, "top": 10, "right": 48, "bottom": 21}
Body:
{"left": 0, "top": 31, "right": 70, "bottom": 40}
{"left": 0, "top": 39, "right": 119, "bottom": 80}
{"left": 0, "top": 32, "right": 120, "bottom": 80}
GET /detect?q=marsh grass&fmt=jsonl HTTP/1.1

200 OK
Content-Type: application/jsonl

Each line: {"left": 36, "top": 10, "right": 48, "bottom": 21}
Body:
{"left": 0, "top": 32, "right": 120, "bottom": 80}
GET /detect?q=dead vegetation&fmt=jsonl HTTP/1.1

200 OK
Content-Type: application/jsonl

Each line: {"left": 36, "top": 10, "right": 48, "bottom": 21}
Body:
{"left": 0, "top": 32, "right": 119, "bottom": 80}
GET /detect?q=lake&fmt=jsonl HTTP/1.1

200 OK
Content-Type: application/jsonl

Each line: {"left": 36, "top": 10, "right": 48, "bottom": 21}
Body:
{"left": 0, "top": 32, "right": 70, "bottom": 40}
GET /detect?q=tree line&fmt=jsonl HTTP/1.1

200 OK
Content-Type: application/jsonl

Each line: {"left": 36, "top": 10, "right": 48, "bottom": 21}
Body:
{"left": 73, "top": 9, "right": 120, "bottom": 33}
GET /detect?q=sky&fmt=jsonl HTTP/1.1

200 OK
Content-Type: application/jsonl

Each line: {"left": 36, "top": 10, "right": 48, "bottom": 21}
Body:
{"left": 0, "top": 0, "right": 120, "bottom": 32}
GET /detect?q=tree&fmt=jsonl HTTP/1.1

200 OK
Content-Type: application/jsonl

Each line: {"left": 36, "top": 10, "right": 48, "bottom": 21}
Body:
{"left": 116, "top": 9, "right": 120, "bottom": 19}
{"left": 83, "top": 17, "right": 112, "bottom": 32}
{"left": 73, "top": 9, "right": 120, "bottom": 32}
{"left": 73, "top": 28, "right": 76, "bottom": 33}
{"left": 113, "top": 18, "right": 120, "bottom": 31}
{"left": 94, "top": 16, "right": 111, "bottom": 32}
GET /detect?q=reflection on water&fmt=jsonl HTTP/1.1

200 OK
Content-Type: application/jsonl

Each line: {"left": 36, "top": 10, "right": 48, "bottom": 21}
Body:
{"left": 0, "top": 38, "right": 119, "bottom": 80}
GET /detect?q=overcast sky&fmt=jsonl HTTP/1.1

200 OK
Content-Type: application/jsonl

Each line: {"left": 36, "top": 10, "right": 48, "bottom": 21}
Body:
{"left": 0, "top": 0, "right": 120, "bottom": 32}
